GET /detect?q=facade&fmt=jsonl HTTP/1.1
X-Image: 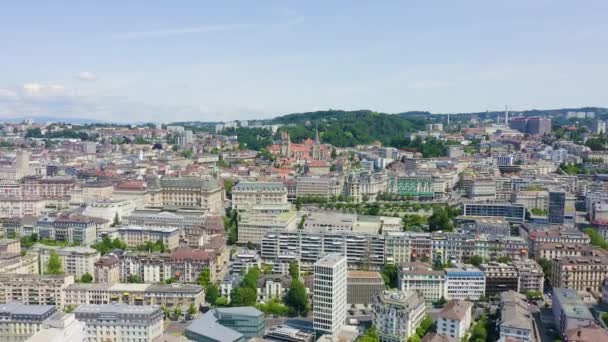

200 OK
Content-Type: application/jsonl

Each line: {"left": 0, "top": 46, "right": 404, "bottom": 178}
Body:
{"left": 231, "top": 182, "right": 289, "bottom": 211}
{"left": 37, "top": 214, "right": 104, "bottom": 246}
{"left": 0, "top": 239, "right": 21, "bottom": 254}
{"left": 0, "top": 253, "right": 39, "bottom": 275}
{"left": 435, "top": 300, "right": 473, "bottom": 342}
{"left": 0, "top": 274, "right": 74, "bottom": 307}
{"left": 185, "top": 307, "right": 264, "bottom": 342}
{"left": 118, "top": 225, "right": 180, "bottom": 250}
{"left": 74, "top": 303, "right": 163, "bottom": 342}
{"left": 347, "top": 271, "right": 385, "bottom": 306}
{"left": 0, "top": 303, "right": 58, "bottom": 342}
{"left": 39, "top": 246, "right": 100, "bottom": 279}
{"left": 63, "top": 283, "right": 204, "bottom": 309}
{"left": 462, "top": 202, "right": 526, "bottom": 223}
{"left": 444, "top": 264, "right": 485, "bottom": 301}
{"left": 372, "top": 290, "right": 426, "bottom": 342}
{"left": 512, "top": 259, "right": 544, "bottom": 294}
{"left": 159, "top": 176, "right": 224, "bottom": 213}
{"left": 313, "top": 254, "right": 347, "bottom": 336}
{"left": 399, "top": 262, "right": 446, "bottom": 302}
{"left": 0, "top": 198, "right": 45, "bottom": 219}
{"left": 479, "top": 262, "right": 520, "bottom": 299}
{"left": 551, "top": 255, "right": 608, "bottom": 292}
{"left": 552, "top": 288, "right": 595, "bottom": 335}
{"left": 388, "top": 174, "right": 436, "bottom": 199}
{"left": 120, "top": 252, "right": 172, "bottom": 283}
{"left": 237, "top": 210, "right": 297, "bottom": 245}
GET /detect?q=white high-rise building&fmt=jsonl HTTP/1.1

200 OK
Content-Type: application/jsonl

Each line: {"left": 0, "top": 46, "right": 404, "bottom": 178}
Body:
{"left": 313, "top": 254, "right": 347, "bottom": 336}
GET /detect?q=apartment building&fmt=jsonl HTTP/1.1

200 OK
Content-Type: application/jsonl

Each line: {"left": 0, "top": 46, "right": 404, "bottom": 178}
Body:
{"left": 347, "top": 271, "right": 385, "bottom": 306}
{"left": 232, "top": 182, "right": 289, "bottom": 211}
{"left": 118, "top": 225, "right": 180, "bottom": 250}
{"left": 512, "top": 259, "right": 544, "bottom": 294}
{"left": 0, "top": 198, "right": 45, "bottom": 219}
{"left": 372, "top": 290, "right": 426, "bottom": 342}
{"left": 552, "top": 288, "right": 595, "bottom": 335}
{"left": 399, "top": 262, "right": 446, "bottom": 303}
{"left": 551, "top": 256, "right": 608, "bottom": 292}
{"left": 535, "top": 242, "right": 592, "bottom": 261}
{"left": 94, "top": 254, "right": 120, "bottom": 284}
{"left": 75, "top": 303, "right": 163, "bottom": 342}
{"left": 0, "top": 303, "right": 59, "bottom": 342}
{"left": 0, "top": 274, "right": 74, "bottom": 307}
{"left": 313, "top": 254, "right": 347, "bottom": 336}
{"left": 0, "top": 239, "right": 20, "bottom": 254}
{"left": 39, "top": 246, "right": 100, "bottom": 278}
{"left": 436, "top": 300, "right": 473, "bottom": 342}
{"left": 37, "top": 214, "right": 105, "bottom": 246}
{"left": 170, "top": 247, "right": 218, "bottom": 284}
{"left": 444, "top": 264, "right": 485, "bottom": 301}
{"left": 64, "top": 283, "right": 204, "bottom": 309}
{"left": 0, "top": 253, "right": 39, "bottom": 275}
{"left": 120, "top": 252, "right": 172, "bottom": 283}
{"left": 527, "top": 228, "right": 590, "bottom": 258}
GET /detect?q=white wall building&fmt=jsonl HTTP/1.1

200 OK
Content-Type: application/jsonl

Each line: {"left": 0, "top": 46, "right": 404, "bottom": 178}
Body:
{"left": 444, "top": 264, "right": 485, "bottom": 301}
{"left": 436, "top": 300, "right": 473, "bottom": 341}
{"left": 313, "top": 254, "right": 347, "bottom": 336}
{"left": 372, "top": 290, "right": 426, "bottom": 342}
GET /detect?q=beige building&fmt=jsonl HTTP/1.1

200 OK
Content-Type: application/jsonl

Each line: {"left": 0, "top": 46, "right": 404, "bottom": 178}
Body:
{"left": 512, "top": 259, "right": 544, "bottom": 294}
{"left": 118, "top": 225, "right": 180, "bottom": 250}
{"left": 232, "top": 182, "right": 289, "bottom": 212}
{"left": 0, "top": 239, "right": 21, "bottom": 254}
{"left": 159, "top": 176, "right": 224, "bottom": 213}
{"left": 39, "top": 246, "right": 100, "bottom": 279}
{"left": 238, "top": 210, "right": 297, "bottom": 245}
{"left": 0, "top": 253, "right": 39, "bottom": 275}
{"left": 372, "top": 290, "right": 426, "bottom": 342}
{"left": 0, "top": 302, "right": 59, "bottom": 342}
{"left": 436, "top": 300, "right": 473, "bottom": 342}
{"left": 551, "top": 255, "right": 608, "bottom": 292}
{"left": 347, "top": 271, "right": 385, "bottom": 306}
{"left": 399, "top": 262, "right": 445, "bottom": 303}
{"left": 63, "top": 283, "right": 204, "bottom": 309}
{"left": 0, "top": 198, "right": 46, "bottom": 219}
{"left": 0, "top": 274, "right": 74, "bottom": 307}
{"left": 94, "top": 254, "right": 120, "bottom": 284}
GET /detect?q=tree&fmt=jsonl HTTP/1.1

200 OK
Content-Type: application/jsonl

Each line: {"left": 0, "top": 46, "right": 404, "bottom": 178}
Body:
{"left": 205, "top": 284, "right": 220, "bottom": 305}
{"left": 285, "top": 279, "right": 308, "bottom": 316}
{"left": 381, "top": 264, "right": 399, "bottom": 288}
{"left": 433, "top": 296, "right": 448, "bottom": 308}
{"left": 428, "top": 207, "right": 454, "bottom": 232}
{"left": 173, "top": 306, "right": 182, "bottom": 320}
{"left": 81, "top": 273, "right": 93, "bottom": 283}
{"left": 214, "top": 296, "right": 228, "bottom": 306}
{"left": 46, "top": 251, "right": 63, "bottom": 275}
{"left": 230, "top": 286, "right": 257, "bottom": 306}
{"left": 188, "top": 303, "right": 198, "bottom": 317}
{"left": 198, "top": 268, "right": 211, "bottom": 287}
{"left": 112, "top": 213, "right": 121, "bottom": 227}
{"left": 497, "top": 256, "right": 512, "bottom": 263}
{"left": 127, "top": 274, "right": 142, "bottom": 283}
{"left": 289, "top": 260, "right": 300, "bottom": 278}
{"left": 470, "top": 255, "right": 483, "bottom": 267}
{"left": 181, "top": 149, "right": 194, "bottom": 159}
{"left": 407, "top": 335, "right": 421, "bottom": 342}
{"left": 356, "top": 326, "right": 379, "bottom": 342}
{"left": 223, "top": 178, "right": 234, "bottom": 199}
{"left": 538, "top": 258, "right": 553, "bottom": 279}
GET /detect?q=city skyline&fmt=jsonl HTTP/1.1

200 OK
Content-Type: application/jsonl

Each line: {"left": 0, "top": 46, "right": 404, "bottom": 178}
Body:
{"left": 1, "top": 1, "right": 607, "bottom": 122}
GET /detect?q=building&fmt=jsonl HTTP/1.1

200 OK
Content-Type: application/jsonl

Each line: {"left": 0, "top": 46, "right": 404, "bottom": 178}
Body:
{"left": 159, "top": 176, "right": 224, "bottom": 213}
{"left": 256, "top": 275, "right": 291, "bottom": 302}
{"left": 548, "top": 191, "right": 567, "bottom": 224}
{"left": 435, "top": 300, "right": 473, "bottom": 342}
{"left": 94, "top": 254, "right": 120, "bottom": 284}
{"left": 0, "top": 274, "right": 74, "bottom": 307}
{"left": 118, "top": 225, "right": 180, "bottom": 250}
{"left": 564, "top": 324, "right": 608, "bottom": 342}
{"left": 552, "top": 288, "right": 595, "bottom": 335}
{"left": 74, "top": 303, "right": 163, "bottom": 342}
{"left": 232, "top": 182, "right": 289, "bottom": 212}
{"left": 462, "top": 202, "right": 526, "bottom": 223}
{"left": 512, "top": 259, "right": 544, "bottom": 294}
{"left": 120, "top": 252, "right": 172, "bottom": 283}
{"left": 347, "top": 271, "right": 385, "bottom": 306}
{"left": 479, "top": 262, "right": 519, "bottom": 299}
{"left": 264, "top": 325, "right": 316, "bottom": 342}
{"left": 0, "top": 253, "right": 39, "bottom": 275}
{"left": 444, "top": 264, "right": 485, "bottom": 301}
{"left": 372, "top": 290, "right": 426, "bottom": 342}
{"left": 0, "top": 239, "right": 21, "bottom": 254}
{"left": 304, "top": 212, "right": 356, "bottom": 232}
{"left": 39, "top": 246, "right": 100, "bottom": 279}
{"left": 498, "top": 291, "right": 538, "bottom": 342}
{"left": 551, "top": 255, "right": 608, "bottom": 292}
{"left": 63, "top": 283, "right": 204, "bottom": 309}
{"left": 237, "top": 210, "right": 297, "bottom": 245}
{"left": 0, "top": 198, "right": 46, "bottom": 219}
{"left": 313, "top": 254, "right": 347, "bottom": 336}
{"left": 388, "top": 174, "right": 436, "bottom": 200}
{"left": 399, "top": 262, "right": 446, "bottom": 302}
{"left": 0, "top": 303, "right": 58, "bottom": 342}
{"left": 510, "top": 117, "right": 551, "bottom": 135}
{"left": 184, "top": 307, "right": 265, "bottom": 342}
{"left": 25, "top": 312, "right": 86, "bottom": 342}
{"left": 37, "top": 214, "right": 105, "bottom": 246}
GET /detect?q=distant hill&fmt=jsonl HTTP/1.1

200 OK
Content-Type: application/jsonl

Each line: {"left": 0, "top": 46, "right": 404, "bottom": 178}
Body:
{"left": 417, "top": 107, "right": 608, "bottom": 119}
{"left": 0, "top": 116, "right": 105, "bottom": 125}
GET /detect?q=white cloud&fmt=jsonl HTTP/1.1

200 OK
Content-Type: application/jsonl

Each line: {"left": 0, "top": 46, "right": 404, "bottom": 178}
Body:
{"left": 0, "top": 89, "right": 18, "bottom": 100}
{"left": 77, "top": 72, "right": 98, "bottom": 82}
{"left": 112, "top": 24, "right": 248, "bottom": 40}
{"left": 409, "top": 80, "right": 453, "bottom": 89}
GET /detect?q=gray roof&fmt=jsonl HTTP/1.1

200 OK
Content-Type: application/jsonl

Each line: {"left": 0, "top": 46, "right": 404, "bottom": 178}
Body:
{"left": 75, "top": 303, "right": 160, "bottom": 315}
{"left": 0, "top": 302, "right": 56, "bottom": 316}
{"left": 160, "top": 176, "right": 220, "bottom": 191}
{"left": 215, "top": 306, "right": 264, "bottom": 317}
{"left": 186, "top": 309, "right": 244, "bottom": 342}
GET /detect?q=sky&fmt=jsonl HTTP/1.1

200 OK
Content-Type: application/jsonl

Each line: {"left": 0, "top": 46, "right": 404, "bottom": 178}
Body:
{"left": 0, "top": 0, "right": 607, "bottom": 123}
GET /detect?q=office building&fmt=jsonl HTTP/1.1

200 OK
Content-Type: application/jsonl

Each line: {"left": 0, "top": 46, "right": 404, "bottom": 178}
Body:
{"left": 462, "top": 203, "right": 526, "bottom": 223}
{"left": 399, "top": 262, "right": 446, "bottom": 302}
{"left": 184, "top": 307, "right": 264, "bottom": 342}
{"left": 313, "top": 254, "right": 347, "bottom": 336}
{"left": 232, "top": 182, "right": 289, "bottom": 212}
{"left": 436, "top": 300, "right": 473, "bottom": 342}
{"left": 444, "top": 264, "right": 485, "bottom": 301}
{"left": 372, "top": 290, "right": 426, "bottom": 342}
{"left": 479, "top": 262, "right": 519, "bottom": 299}
{"left": 552, "top": 288, "right": 595, "bottom": 335}
{"left": 347, "top": 271, "right": 385, "bottom": 306}
{"left": 75, "top": 303, "right": 163, "bottom": 342}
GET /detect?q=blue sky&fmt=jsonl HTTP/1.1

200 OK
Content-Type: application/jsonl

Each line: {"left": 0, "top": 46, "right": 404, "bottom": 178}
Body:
{"left": 0, "top": 0, "right": 607, "bottom": 122}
